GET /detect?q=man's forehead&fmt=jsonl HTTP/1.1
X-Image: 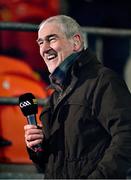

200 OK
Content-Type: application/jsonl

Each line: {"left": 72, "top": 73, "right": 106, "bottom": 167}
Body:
{"left": 39, "top": 21, "right": 61, "bottom": 31}
{"left": 38, "top": 23, "right": 65, "bottom": 38}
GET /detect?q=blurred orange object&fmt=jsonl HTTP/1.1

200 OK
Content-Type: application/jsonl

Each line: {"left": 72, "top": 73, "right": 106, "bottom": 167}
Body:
{"left": 0, "top": 55, "right": 50, "bottom": 164}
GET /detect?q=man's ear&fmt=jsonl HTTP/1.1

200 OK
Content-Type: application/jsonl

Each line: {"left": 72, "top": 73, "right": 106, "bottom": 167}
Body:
{"left": 72, "top": 34, "right": 81, "bottom": 51}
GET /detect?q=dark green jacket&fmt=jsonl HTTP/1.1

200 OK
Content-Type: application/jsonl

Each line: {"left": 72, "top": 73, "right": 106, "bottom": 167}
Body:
{"left": 28, "top": 49, "right": 131, "bottom": 179}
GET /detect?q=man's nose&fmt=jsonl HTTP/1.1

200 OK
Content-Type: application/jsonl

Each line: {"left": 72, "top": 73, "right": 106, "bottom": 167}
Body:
{"left": 41, "top": 41, "right": 50, "bottom": 52}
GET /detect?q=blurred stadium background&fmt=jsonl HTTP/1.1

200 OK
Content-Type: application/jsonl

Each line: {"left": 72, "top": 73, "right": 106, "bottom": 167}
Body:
{"left": 0, "top": 0, "right": 131, "bottom": 178}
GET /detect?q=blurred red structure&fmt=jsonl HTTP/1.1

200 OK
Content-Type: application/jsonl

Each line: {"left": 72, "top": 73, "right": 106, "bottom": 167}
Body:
{"left": 0, "top": 55, "right": 51, "bottom": 163}
{"left": 0, "top": 0, "right": 60, "bottom": 73}
{"left": 0, "top": 0, "right": 60, "bottom": 22}
{"left": 0, "top": 0, "right": 57, "bottom": 163}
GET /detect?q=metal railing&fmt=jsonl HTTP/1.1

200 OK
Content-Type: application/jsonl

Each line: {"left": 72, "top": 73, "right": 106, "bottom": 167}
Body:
{"left": 0, "top": 22, "right": 38, "bottom": 32}
{"left": 0, "top": 96, "right": 48, "bottom": 106}
{"left": 0, "top": 22, "right": 131, "bottom": 37}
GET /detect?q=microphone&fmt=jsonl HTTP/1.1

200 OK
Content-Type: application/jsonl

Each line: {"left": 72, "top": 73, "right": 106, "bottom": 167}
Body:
{"left": 19, "top": 92, "right": 44, "bottom": 152}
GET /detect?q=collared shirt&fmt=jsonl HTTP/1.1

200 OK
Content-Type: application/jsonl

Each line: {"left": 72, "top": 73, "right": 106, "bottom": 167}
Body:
{"left": 49, "top": 51, "right": 82, "bottom": 92}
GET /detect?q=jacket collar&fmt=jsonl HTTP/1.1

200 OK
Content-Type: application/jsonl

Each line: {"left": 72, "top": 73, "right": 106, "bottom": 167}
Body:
{"left": 49, "top": 51, "right": 82, "bottom": 91}
{"left": 48, "top": 48, "right": 98, "bottom": 92}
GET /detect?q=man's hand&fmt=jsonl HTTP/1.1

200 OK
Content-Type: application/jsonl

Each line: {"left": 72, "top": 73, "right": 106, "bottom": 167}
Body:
{"left": 24, "top": 124, "right": 44, "bottom": 150}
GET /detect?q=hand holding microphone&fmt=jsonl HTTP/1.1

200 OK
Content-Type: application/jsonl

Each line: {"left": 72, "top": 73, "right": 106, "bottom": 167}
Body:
{"left": 19, "top": 93, "right": 44, "bottom": 152}
{"left": 24, "top": 124, "right": 43, "bottom": 151}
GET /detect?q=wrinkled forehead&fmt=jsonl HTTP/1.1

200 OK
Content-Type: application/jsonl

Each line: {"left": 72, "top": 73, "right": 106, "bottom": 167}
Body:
{"left": 38, "top": 21, "right": 65, "bottom": 38}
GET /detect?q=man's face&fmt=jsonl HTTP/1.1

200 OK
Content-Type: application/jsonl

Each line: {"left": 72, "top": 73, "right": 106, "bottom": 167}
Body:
{"left": 37, "top": 22, "right": 76, "bottom": 73}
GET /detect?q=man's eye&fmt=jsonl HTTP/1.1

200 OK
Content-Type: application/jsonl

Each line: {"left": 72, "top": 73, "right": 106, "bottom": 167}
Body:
{"left": 38, "top": 41, "right": 43, "bottom": 45}
{"left": 49, "top": 37, "right": 57, "bottom": 42}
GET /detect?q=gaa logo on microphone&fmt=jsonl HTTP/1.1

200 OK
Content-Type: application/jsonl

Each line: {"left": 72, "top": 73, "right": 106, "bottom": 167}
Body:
{"left": 19, "top": 101, "right": 31, "bottom": 108}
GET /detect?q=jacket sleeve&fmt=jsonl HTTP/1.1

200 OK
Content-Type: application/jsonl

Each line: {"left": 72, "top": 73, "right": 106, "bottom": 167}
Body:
{"left": 88, "top": 71, "right": 131, "bottom": 179}
{"left": 26, "top": 138, "right": 50, "bottom": 173}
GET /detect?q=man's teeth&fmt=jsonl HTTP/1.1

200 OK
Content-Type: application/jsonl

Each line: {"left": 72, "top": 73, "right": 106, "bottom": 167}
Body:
{"left": 47, "top": 54, "right": 56, "bottom": 60}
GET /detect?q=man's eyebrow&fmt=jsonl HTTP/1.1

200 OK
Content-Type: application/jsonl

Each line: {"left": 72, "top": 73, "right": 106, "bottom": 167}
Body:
{"left": 36, "top": 34, "right": 58, "bottom": 43}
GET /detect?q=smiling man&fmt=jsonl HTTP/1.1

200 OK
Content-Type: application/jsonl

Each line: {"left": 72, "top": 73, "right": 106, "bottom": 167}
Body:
{"left": 24, "top": 15, "right": 131, "bottom": 179}
{"left": 37, "top": 17, "right": 84, "bottom": 73}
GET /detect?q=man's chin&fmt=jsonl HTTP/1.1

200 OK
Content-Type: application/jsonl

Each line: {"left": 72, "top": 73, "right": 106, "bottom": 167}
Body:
{"left": 48, "top": 66, "right": 57, "bottom": 74}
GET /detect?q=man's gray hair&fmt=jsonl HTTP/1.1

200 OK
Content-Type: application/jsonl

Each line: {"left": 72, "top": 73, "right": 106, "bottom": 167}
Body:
{"left": 39, "top": 15, "right": 84, "bottom": 41}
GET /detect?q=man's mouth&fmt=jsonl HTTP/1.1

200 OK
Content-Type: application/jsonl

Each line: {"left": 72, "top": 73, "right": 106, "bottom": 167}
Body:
{"left": 46, "top": 49, "right": 57, "bottom": 61}
{"left": 47, "top": 54, "right": 57, "bottom": 60}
